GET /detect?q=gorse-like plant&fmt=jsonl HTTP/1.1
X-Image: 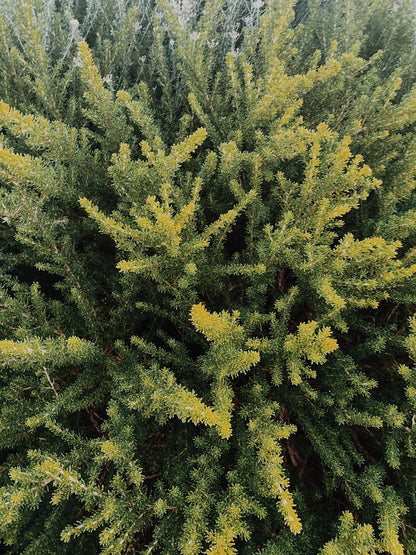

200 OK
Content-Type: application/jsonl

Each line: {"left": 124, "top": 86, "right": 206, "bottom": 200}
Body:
{"left": 0, "top": 0, "right": 416, "bottom": 553}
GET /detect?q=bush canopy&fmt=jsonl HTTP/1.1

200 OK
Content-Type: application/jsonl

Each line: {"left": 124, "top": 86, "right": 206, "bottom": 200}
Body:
{"left": 1, "top": 0, "right": 416, "bottom": 553}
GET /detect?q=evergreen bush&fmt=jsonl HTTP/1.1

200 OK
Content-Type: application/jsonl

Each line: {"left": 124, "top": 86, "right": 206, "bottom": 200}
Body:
{"left": 1, "top": 0, "right": 416, "bottom": 552}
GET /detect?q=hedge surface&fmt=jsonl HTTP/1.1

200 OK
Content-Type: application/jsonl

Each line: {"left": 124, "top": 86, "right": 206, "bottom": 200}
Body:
{"left": 1, "top": 1, "right": 416, "bottom": 553}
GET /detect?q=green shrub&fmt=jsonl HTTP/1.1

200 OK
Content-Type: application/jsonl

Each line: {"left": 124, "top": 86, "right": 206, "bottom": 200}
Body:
{"left": 1, "top": 0, "right": 416, "bottom": 553}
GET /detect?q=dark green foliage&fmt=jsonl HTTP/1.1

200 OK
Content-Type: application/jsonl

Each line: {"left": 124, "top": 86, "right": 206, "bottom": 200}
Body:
{"left": 0, "top": 0, "right": 416, "bottom": 553}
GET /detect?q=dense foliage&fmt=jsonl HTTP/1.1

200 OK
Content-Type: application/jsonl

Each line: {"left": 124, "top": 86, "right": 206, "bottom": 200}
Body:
{"left": 1, "top": 0, "right": 416, "bottom": 553}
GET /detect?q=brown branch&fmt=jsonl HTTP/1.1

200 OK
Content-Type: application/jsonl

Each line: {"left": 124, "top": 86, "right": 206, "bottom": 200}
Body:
{"left": 43, "top": 367, "right": 58, "bottom": 397}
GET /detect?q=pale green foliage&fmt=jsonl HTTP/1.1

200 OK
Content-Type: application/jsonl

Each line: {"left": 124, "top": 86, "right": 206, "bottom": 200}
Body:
{"left": 0, "top": 1, "right": 415, "bottom": 554}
